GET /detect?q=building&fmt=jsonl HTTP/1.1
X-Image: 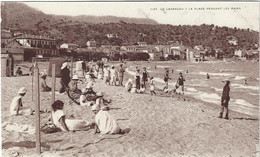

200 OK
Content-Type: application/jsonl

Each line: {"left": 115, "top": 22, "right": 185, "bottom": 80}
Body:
{"left": 1, "top": 29, "right": 12, "bottom": 39}
{"left": 15, "top": 34, "right": 59, "bottom": 61}
{"left": 86, "top": 39, "right": 97, "bottom": 48}
{"left": 137, "top": 42, "right": 147, "bottom": 46}
{"left": 234, "top": 49, "right": 245, "bottom": 57}
{"left": 60, "top": 43, "right": 78, "bottom": 52}
{"left": 226, "top": 36, "right": 238, "bottom": 46}
{"left": 106, "top": 34, "right": 118, "bottom": 39}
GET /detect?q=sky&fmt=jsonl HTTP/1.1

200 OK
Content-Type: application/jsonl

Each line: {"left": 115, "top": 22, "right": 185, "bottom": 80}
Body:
{"left": 23, "top": 2, "right": 259, "bottom": 31}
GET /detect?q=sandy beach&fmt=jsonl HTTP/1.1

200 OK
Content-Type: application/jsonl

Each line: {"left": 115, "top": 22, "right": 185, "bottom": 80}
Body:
{"left": 1, "top": 61, "right": 259, "bottom": 157}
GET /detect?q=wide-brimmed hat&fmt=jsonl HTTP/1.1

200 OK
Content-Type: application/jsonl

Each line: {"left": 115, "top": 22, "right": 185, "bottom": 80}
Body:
{"left": 222, "top": 78, "right": 230, "bottom": 83}
{"left": 72, "top": 75, "right": 79, "bottom": 80}
{"left": 96, "top": 92, "right": 103, "bottom": 97}
{"left": 18, "top": 87, "right": 27, "bottom": 94}
{"left": 61, "top": 62, "right": 68, "bottom": 70}
{"left": 92, "top": 104, "right": 100, "bottom": 111}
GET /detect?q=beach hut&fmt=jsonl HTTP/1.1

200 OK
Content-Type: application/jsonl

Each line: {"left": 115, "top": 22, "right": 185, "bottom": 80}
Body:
{"left": 75, "top": 61, "right": 84, "bottom": 78}
{"left": 1, "top": 54, "right": 13, "bottom": 77}
{"left": 47, "top": 58, "right": 67, "bottom": 78}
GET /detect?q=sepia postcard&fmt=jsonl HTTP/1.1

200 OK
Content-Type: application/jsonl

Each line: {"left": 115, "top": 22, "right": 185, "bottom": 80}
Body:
{"left": 1, "top": 1, "right": 259, "bottom": 157}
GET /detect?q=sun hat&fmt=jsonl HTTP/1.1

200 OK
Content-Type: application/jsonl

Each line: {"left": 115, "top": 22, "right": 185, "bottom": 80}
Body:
{"left": 96, "top": 92, "right": 103, "bottom": 97}
{"left": 72, "top": 75, "right": 79, "bottom": 80}
{"left": 18, "top": 87, "right": 27, "bottom": 94}
{"left": 91, "top": 104, "right": 100, "bottom": 111}
{"left": 61, "top": 62, "right": 68, "bottom": 70}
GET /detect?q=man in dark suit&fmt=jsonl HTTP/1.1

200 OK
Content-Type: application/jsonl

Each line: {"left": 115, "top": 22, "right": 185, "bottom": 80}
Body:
{"left": 218, "top": 79, "right": 230, "bottom": 120}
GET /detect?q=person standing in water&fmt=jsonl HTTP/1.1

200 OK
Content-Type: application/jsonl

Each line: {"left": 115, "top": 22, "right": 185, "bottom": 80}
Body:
{"left": 207, "top": 73, "right": 210, "bottom": 79}
{"left": 218, "top": 79, "right": 230, "bottom": 120}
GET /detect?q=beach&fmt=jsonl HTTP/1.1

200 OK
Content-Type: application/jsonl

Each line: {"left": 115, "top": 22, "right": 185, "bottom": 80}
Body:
{"left": 1, "top": 60, "right": 259, "bottom": 157}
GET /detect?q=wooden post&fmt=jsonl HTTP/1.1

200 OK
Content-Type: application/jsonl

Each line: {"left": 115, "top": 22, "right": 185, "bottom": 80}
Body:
{"left": 34, "top": 64, "right": 41, "bottom": 154}
{"left": 51, "top": 64, "right": 56, "bottom": 104}
{"left": 71, "top": 58, "right": 73, "bottom": 78}
{"left": 32, "top": 63, "right": 34, "bottom": 101}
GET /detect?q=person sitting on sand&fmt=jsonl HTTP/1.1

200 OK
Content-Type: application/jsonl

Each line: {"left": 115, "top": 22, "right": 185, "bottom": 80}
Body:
{"left": 218, "top": 79, "right": 231, "bottom": 120}
{"left": 40, "top": 72, "right": 51, "bottom": 92}
{"left": 16, "top": 67, "right": 23, "bottom": 76}
{"left": 139, "top": 84, "right": 146, "bottom": 94}
{"left": 131, "top": 84, "right": 137, "bottom": 94}
{"left": 80, "top": 88, "right": 95, "bottom": 107}
{"left": 69, "top": 75, "right": 81, "bottom": 94}
{"left": 94, "top": 92, "right": 109, "bottom": 110}
{"left": 10, "top": 87, "right": 32, "bottom": 116}
{"left": 92, "top": 103, "right": 129, "bottom": 135}
{"left": 49, "top": 100, "right": 93, "bottom": 132}
{"left": 125, "top": 78, "right": 133, "bottom": 92}
{"left": 150, "top": 77, "right": 156, "bottom": 95}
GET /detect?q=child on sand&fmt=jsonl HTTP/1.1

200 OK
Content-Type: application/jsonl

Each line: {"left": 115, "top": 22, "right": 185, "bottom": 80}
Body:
{"left": 125, "top": 78, "right": 133, "bottom": 92}
{"left": 16, "top": 67, "right": 23, "bottom": 76}
{"left": 49, "top": 100, "right": 92, "bottom": 131}
{"left": 131, "top": 84, "right": 137, "bottom": 93}
{"left": 139, "top": 84, "right": 146, "bottom": 94}
{"left": 69, "top": 75, "right": 81, "bottom": 94}
{"left": 10, "top": 87, "right": 32, "bottom": 116}
{"left": 150, "top": 77, "right": 156, "bottom": 95}
{"left": 40, "top": 72, "right": 51, "bottom": 92}
{"left": 92, "top": 104, "right": 129, "bottom": 135}
{"left": 80, "top": 88, "right": 95, "bottom": 107}
{"left": 94, "top": 92, "right": 109, "bottom": 110}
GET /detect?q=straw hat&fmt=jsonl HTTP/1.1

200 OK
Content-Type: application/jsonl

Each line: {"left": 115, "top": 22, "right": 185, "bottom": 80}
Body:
{"left": 61, "top": 62, "right": 68, "bottom": 70}
{"left": 72, "top": 75, "right": 79, "bottom": 80}
{"left": 96, "top": 92, "right": 103, "bottom": 97}
{"left": 18, "top": 87, "right": 27, "bottom": 94}
{"left": 92, "top": 104, "right": 100, "bottom": 111}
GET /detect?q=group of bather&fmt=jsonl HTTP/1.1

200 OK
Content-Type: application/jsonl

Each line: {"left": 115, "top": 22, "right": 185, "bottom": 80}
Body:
{"left": 10, "top": 60, "right": 130, "bottom": 135}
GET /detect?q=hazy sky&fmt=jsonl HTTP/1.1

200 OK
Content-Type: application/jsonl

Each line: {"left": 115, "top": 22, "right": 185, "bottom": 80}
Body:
{"left": 23, "top": 2, "right": 259, "bottom": 31}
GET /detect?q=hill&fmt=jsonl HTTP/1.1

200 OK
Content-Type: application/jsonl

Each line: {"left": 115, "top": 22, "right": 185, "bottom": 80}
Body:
{"left": 1, "top": 2, "right": 259, "bottom": 55}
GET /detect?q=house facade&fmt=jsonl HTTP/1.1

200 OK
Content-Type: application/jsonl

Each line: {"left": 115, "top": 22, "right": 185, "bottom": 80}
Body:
{"left": 14, "top": 34, "right": 59, "bottom": 61}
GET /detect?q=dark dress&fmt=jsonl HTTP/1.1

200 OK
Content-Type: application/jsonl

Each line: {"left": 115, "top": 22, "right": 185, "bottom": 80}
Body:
{"left": 60, "top": 67, "right": 70, "bottom": 93}
{"left": 221, "top": 85, "right": 230, "bottom": 107}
